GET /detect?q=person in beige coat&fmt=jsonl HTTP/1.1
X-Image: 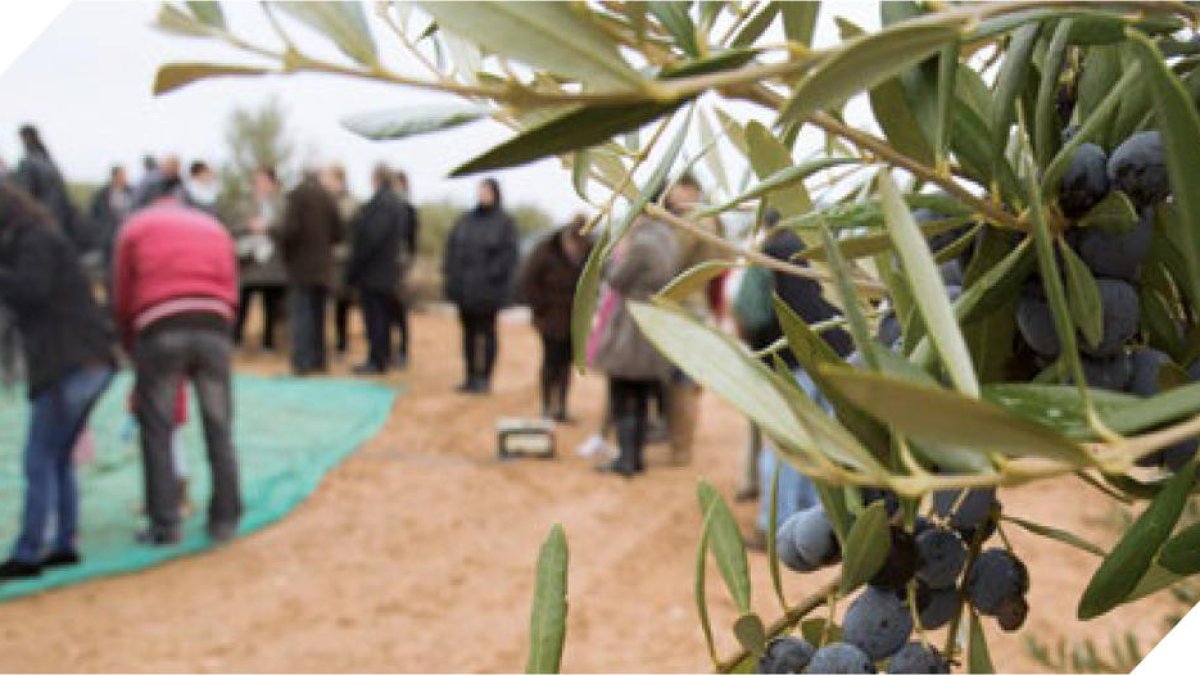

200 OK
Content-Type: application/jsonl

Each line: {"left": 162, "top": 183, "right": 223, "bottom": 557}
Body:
{"left": 592, "top": 216, "right": 679, "bottom": 477}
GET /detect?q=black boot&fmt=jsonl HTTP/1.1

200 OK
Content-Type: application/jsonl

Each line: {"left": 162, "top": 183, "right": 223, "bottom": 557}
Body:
{"left": 598, "top": 418, "right": 640, "bottom": 477}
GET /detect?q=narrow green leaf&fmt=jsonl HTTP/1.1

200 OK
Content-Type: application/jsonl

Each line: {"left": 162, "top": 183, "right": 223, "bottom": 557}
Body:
{"left": 277, "top": 1, "right": 378, "bottom": 67}
{"left": 817, "top": 367, "right": 1093, "bottom": 466}
{"left": 630, "top": 301, "right": 883, "bottom": 474}
{"left": 185, "top": 1, "right": 226, "bottom": 30}
{"left": 698, "top": 480, "right": 753, "bottom": 613}
{"left": 1077, "top": 190, "right": 1138, "bottom": 233}
{"left": 766, "top": 461, "right": 787, "bottom": 612}
{"left": 800, "top": 618, "right": 843, "bottom": 646}
{"left": 732, "top": 3, "right": 779, "bottom": 48}
{"left": 984, "top": 383, "right": 1138, "bottom": 440}
{"left": 526, "top": 524, "right": 569, "bottom": 674}
{"left": 990, "top": 23, "right": 1041, "bottom": 177}
{"left": 341, "top": 104, "right": 489, "bottom": 141}
{"left": 452, "top": 101, "right": 678, "bottom": 177}
{"left": 1059, "top": 240, "right": 1105, "bottom": 350}
{"left": 153, "top": 4, "right": 213, "bottom": 37}
{"left": 839, "top": 501, "right": 892, "bottom": 594}
{"left": 1035, "top": 20, "right": 1073, "bottom": 170}
{"left": 878, "top": 169, "right": 979, "bottom": 396}
{"left": 153, "top": 62, "right": 272, "bottom": 96}
{"left": 745, "top": 121, "right": 811, "bottom": 219}
{"left": 658, "top": 260, "right": 737, "bottom": 304}
{"left": 1078, "top": 457, "right": 1197, "bottom": 619}
{"left": 819, "top": 222, "right": 878, "bottom": 369}
{"left": 733, "top": 613, "right": 768, "bottom": 657}
{"left": 780, "top": 1, "right": 819, "bottom": 47}
{"left": 418, "top": 1, "right": 644, "bottom": 90}
{"left": 795, "top": 216, "right": 973, "bottom": 263}
{"left": 1003, "top": 514, "right": 1106, "bottom": 557}
{"left": 1159, "top": 521, "right": 1200, "bottom": 575}
{"left": 570, "top": 150, "right": 592, "bottom": 202}
{"left": 698, "top": 157, "right": 857, "bottom": 218}
{"left": 649, "top": 1, "right": 700, "bottom": 57}
{"left": 1043, "top": 64, "right": 1140, "bottom": 195}
{"left": 696, "top": 507, "right": 719, "bottom": 665}
{"left": 969, "top": 610, "right": 996, "bottom": 674}
{"left": 779, "top": 18, "right": 965, "bottom": 126}
{"left": 571, "top": 228, "right": 609, "bottom": 370}
{"left": 935, "top": 41, "right": 959, "bottom": 165}
{"left": 602, "top": 107, "right": 694, "bottom": 254}
{"left": 1128, "top": 32, "right": 1200, "bottom": 318}
{"left": 1123, "top": 562, "right": 1183, "bottom": 605}
{"left": 1077, "top": 45, "right": 1122, "bottom": 132}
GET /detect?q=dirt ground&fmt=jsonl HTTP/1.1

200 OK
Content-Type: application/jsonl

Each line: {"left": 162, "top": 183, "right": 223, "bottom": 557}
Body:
{"left": 0, "top": 309, "right": 1180, "bottom": 672}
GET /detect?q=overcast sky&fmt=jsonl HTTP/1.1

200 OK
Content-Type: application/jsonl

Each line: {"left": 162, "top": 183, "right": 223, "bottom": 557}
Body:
{"left": 0, "top": 1, "right": 879, "bottom": 221}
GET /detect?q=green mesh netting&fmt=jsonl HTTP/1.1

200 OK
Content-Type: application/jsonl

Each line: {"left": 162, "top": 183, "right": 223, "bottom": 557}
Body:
{"left": 0, "top": 373, "right": 396, "bottom": 602}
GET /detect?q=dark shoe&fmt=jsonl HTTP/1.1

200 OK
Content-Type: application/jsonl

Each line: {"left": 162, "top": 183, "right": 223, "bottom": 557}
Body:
{"left": 455, "top": 380, "right": 475, "bottom": 394}
{"left": 395, "top": 354, "right": 409, "bottom": 370}
{"left": 471, "top": 378, "right": 491, "bottom": 395}
{"left": 735, "top": 486, "right": 761, "bottom": 503}
{"left": 353, "top": 363, "right": 386, "bottom": 376}
{"left": 596, "top": 458, "right": 638, "bottom": 478}
{"left": 40, "top": 549, "right": 82, "bottom": 569}
{"left": 0, "top": 559, "right": 41, "bottom": 581}
{"left": 207, "top": 522, "right": 239, "bottom": 546}
{"left": 136, "top": 528, "right": 182, "bottom": 547}
{"left": 743, "top": 530, "right": 768, "bottom": 553}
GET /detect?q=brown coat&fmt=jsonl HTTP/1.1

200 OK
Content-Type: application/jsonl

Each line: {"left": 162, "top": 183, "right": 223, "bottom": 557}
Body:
{"left": 276, "top": 177, "right": 344, "bottom": 287}
{"left": 519, "top": 230, "right": 592, "bottom": 340}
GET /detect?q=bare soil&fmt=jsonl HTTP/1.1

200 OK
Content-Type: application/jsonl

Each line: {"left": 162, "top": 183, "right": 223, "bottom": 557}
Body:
{"left": 0, "top": 310, "right": 1177, "bottom": 672}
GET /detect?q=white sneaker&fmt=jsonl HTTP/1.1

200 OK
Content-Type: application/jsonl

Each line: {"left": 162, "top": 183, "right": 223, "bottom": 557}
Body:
{"left": 576, "top": 433, "right": 613, "bottom": 459}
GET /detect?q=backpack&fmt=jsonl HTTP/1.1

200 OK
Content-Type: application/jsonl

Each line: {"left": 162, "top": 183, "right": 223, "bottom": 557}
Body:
{"left": 733, "top": 266, "right": 776, "bottom": 336}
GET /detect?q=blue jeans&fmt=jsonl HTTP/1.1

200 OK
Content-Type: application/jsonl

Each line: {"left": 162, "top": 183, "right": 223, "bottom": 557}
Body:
{"left": 756, "top": 368, "right": 831, "bottom": 533}
{"left": 12, "top": 366, "right": 114, "bottom": 563}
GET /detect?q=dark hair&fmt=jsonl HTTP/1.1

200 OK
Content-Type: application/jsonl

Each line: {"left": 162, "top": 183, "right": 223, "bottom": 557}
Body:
{"left": 0, "top": 183, "right": 52, "bottom": 232}
{"left": 189, "top": 161, "right": 211, "bottom": 178}
{"left": 142, "top": 155, "right": 157, "bottom": 172}
{"left": 256, "top": 166, "right": 278, "bottom": 185}
{"left": 139, "top": 176, "right": 184, "bottom": 207}
{"left": 675, "top": 172, "right": 702, "bottom": 191}
{"left": 393, "top": 169, "right": 409, "bottom": 192}
{"left": 480, "top": 177, "right": 502, "bottom": 208}
{"left": 110, "top": 164, "right": 126, "bottom": 179}
{"left": 372, "top": 162, "right": 393, "bottom": 187}
{"left": 18, "top": 125, "right": 49, "bottom": 159}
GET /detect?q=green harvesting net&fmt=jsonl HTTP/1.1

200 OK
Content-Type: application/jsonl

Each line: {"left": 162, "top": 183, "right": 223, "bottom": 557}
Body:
{"left": 0, "top": 373, "right": 396, "bottom": 602}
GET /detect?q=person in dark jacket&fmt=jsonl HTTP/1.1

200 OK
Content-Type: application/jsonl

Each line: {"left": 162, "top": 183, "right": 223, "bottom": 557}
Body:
{"left": 443, "top": 178, "right": 519, "bottom": 394}
{"left": 0, "top": 184, "right": 116, "bottom": 580}
{"left": 276, "top": 170, "right": 344, "bottom": 375}
{"left": 232, "top": 167, "right": 286, "bottom": 351}
{"left": 347, "top": 164, "right": 408, "bottom": 375}
{"left": 13, "top": 125, "right": 84, "bottom": 252}
{"left": 519, "top": 215, "right": 592, "bottom": 421}
{"left": 87, "top": 164, "right": 134, "bottom": 272}
{"left": 392, "top": 170, "right": 420, "bottom": 368}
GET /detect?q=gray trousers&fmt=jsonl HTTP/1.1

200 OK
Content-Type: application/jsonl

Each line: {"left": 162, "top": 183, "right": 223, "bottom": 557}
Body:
{"left": 134, "top": 327, "right": 242, "bottom": 536}
{"left": 289, "top": 285, "right": 328, "bottom": 373}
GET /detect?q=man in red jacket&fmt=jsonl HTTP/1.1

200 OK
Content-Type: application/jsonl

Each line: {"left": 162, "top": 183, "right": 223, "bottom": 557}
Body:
{"left": 113, "top": 176, "right": 242, "bottom": 546}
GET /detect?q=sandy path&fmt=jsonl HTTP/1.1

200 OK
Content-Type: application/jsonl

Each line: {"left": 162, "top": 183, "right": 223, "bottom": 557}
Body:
{"left": 0, "top": 310, "right": 1179, "bottom": 672}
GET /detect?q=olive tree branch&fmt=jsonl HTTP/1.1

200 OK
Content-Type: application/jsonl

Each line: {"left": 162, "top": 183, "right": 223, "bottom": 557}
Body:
{"left": 714, "top": 575, "right": 841, "bottom": 673}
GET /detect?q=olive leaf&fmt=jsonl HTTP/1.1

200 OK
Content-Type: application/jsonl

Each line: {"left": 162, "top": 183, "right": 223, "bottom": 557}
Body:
{"left": 153, "top": 62, "right": 272, "bottom": 96}
{"left": 418, "top": 1, "right": 644, "bottom": 90}
{"left": 1158, "top": 521, "right": 1200, "bottom": 575}
{"left": 526, "top": 524, "right": 569, "bottom": 674}
{"left": 341, "top": 104, "right": 490, "bottom": 141}
{"left": 1059, "top": 240, "right": 1105, "bottom": 350}
{"left": 698, "top": 480, "right": 753, "bottom": 614}
{"left": 779, "top": 17, "right": 965, "bottom": 125}
{"left": 1078, "top": 457, "right": 1197, "bottom": 619}
{"left": 276, "top": 1, "right": 378, "bottom": 67}
{"left": 838, "top": 501, "right": 892, "bottom": 594}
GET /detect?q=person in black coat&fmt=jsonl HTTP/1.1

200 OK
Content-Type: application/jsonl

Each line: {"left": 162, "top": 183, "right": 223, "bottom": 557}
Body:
{"left": 0, "top": 184, "right": 116, "bottom": 580}
{"left": 13, "top": 125, "right": 84, "bottom": 252}
{"left": 391, "top": 170, "right": 420, "bottom": 368}
{"left": 443, "top": 178, "right": 519, "bottom": 394}
{"left": 87, "top": 165, "right": 134, "bottom": 273}
{"left": 347, "top": 164, "right": 409, "bottom": 375}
